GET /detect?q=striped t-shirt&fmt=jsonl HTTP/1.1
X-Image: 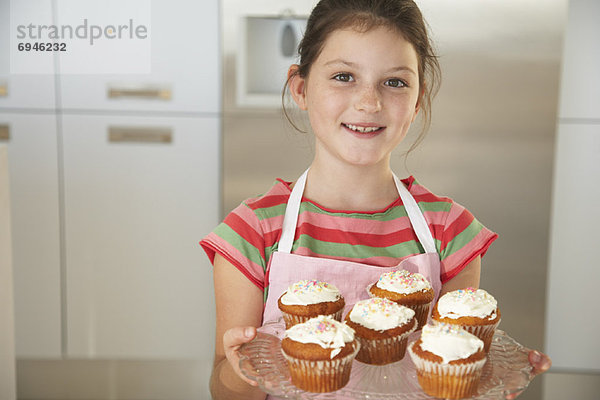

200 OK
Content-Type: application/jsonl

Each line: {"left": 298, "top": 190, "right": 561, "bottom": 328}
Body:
{"left": 200, "top": 176, "right": 497, "bottom": 301}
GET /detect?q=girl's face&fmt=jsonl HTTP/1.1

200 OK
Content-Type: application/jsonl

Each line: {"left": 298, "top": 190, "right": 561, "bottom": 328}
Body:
{"left": 290, "top": 26, "right": 421, "bottom": 169}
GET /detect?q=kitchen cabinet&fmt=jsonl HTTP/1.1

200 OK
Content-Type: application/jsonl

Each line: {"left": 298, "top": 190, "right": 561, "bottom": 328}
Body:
{"left": 557, "top": 0, "right": 600, "bottom": 120}
{"left": 0, "top": 0, "right": 61, "bottom": 359}
{"left": 57, "top": 0, "right": 220, "bottom": 114}
{"left": 0, "top": 113, "right": 62, "bottom": 358}
{"left": 2, "top": 0, "right": 221, "bottom": 361}
{"left": 0, "top": 0, "right": 56, "bottom": 109}
{"left": 62, "top": 114, "right": 219, "bottom": 358}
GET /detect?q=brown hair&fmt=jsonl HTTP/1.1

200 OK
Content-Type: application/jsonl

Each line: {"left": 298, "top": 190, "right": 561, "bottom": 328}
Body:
{"left": 283, "top": 0, "right": 441, "bottom": 152}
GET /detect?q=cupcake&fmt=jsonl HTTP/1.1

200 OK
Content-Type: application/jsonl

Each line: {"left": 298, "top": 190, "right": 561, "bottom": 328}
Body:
{"left": 281, "top": 315, "right": 360, "bottom": 393}
{"left": 344, "top": 297, "right": 417, "bottom": 365}
{"left": 408, "top": 323, "right": 487, "bottom": 399}
{"left": 278, "top": 280, "right": 345, "bottom": 329}
{"left": 368, "top": 270, "right": 434, "bottom": 329}
{"left": 431, "top": 287, "right": 500, "bottom": 352}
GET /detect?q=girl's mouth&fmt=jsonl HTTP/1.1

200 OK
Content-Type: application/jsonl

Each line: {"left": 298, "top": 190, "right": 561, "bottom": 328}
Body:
{"left": 342, "top": 123, "right": 385, "bottom": 135}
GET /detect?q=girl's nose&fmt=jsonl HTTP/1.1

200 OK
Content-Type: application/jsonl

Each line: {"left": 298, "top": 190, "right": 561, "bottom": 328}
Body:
{"left": 355, "top": 85, "right": 382, "bottom": 113}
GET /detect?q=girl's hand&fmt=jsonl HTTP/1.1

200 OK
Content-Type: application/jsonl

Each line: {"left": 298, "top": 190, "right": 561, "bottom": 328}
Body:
{"left": 505, "top": 349, "right": 552, "bottom": 399}
{"left": 528, "top": 350, "right": 552, "bottom": 376}
{"left": 223, "top": 326, "right": 259, "bottom": 386}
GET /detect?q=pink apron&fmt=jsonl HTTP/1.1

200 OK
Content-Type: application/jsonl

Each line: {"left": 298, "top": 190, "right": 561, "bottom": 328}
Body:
{"left": 261, "top": 169, "right": 441, "bottom": 398}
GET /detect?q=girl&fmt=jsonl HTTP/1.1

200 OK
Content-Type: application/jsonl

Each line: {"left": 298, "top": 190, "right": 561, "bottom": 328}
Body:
{"left": 201, "top": 1, "right": 551, "bottom": 399}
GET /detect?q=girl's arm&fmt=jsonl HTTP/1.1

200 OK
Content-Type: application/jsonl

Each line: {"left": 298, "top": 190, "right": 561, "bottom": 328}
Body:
{"left": 210, "top": 254, "right": 267, "bottom": 400}
{"left": 439, "top": 255, "right": 481, "bottom": 296}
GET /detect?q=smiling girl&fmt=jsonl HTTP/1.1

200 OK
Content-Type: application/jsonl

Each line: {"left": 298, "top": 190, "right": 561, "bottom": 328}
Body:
{"left": 200, "top": 1, "right": 550, "bottom": 399}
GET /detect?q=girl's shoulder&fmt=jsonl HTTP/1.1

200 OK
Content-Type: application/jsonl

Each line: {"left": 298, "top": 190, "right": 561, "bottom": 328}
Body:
{"left": 235, "top": 178, "right": 292, "bottom": 220}
{"left": 406, "top": 176, "right": 455, "bottom": 207}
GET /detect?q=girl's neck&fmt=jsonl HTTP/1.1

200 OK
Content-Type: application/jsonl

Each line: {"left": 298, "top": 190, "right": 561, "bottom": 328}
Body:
{"left": 302, "top": 157, "right": 400, "bottom": 212}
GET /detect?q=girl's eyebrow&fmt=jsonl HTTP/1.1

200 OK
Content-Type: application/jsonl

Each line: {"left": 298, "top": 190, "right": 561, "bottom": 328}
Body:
{"left": 323, "top": 59, "right": 358, "bottom": 68}
{"left": 386, "top": 66, "right": 417, "bottom": 76}
{"left": 323, "top": 59, "right": 416, "bottom": 76}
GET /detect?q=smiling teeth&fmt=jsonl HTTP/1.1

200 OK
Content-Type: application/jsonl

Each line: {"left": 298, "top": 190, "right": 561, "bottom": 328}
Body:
{"left": 345, "top": 124, "right": 381, "bottom": 133}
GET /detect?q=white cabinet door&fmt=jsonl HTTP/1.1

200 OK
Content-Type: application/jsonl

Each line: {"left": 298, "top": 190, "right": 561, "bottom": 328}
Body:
{"left": 0, "top": 112, "right": 62, "bottom": 358}
{"left": 0, "top": 0, "right": 56, "bottom": 109}
{"left": 558, "top": 0, "right": 600, "bottom": 120}
{"left": 62, "top": 114, "right": 219, "bottom": 358}
{"left": 57, "top": 0, "right": 220, "bottom": 114}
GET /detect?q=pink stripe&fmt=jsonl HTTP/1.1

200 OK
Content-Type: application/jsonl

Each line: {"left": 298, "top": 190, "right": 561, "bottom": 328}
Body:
{"left": 233, "top": 203, "right": 264, "bottom": 231}
{"left": 410, "top": 183, "right": 432, "bottom": 195}
{"left": 202, "top": 232, "right": 266, "bottom": 286}
{"left": 260, "top": 210, "right": 447, "bottom": 241}
{"left": 440, "top": 229, "right": 495, "bottom": 276}
{"left": 444, "top": 202, "right": 466, "bottom": 227}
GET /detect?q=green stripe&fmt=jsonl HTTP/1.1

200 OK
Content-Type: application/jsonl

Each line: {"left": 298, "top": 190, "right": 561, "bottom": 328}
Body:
{"left": 254, "top": 203, "right": 287, "bottom": 221}
{"left": 441, "top": 219, "right": 483, "bottom": 260}
{"left": 418, "top": 201, "right": 452, "bottom": 213}
{"left": 293, "top": 234, "right": 423, "bottom": 258}
{"left": 213, "top": 223, "right": 265, "bottom": 271}
{"left": 254, "top": 200, "right": 451, "bottom": 222}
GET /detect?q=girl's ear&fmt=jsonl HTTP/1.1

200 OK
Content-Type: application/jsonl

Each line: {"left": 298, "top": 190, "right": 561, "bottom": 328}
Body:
{"left": 411, "top": 85, "right": 424, "bottom": 122}
{"left": 287, "top": 64, "right": 308, "bottom": 110}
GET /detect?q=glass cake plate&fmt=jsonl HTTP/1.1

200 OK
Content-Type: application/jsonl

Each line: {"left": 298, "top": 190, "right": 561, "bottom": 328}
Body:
{"left": 239, "top": 321, "right": 534, "bottom": 399}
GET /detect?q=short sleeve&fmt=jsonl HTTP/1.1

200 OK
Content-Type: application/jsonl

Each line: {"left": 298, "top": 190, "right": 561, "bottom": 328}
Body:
{"left": 438, "top": 201, "right": 498, "bottom": 283}
{"left": 200, "top": 202, "right": 267, "bottom": 290}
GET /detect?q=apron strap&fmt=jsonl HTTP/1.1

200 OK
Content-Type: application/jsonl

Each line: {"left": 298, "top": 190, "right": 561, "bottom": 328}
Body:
{"left": 392, "top": 174, "right": 437, "bottom": 254}
{"left": 278, "top": 168, "right": 309, "bottom": 253}
{"left": 279, "top": 168, "right": 437, "bottom": 255}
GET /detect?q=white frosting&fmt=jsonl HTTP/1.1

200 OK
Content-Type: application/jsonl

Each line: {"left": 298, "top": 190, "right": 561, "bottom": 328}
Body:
{"left": 375, "top": 270, "right": 432, "bottom": 294}
{"left": 437, "top": 288, "right": 497, "bottom": 319}
{"left": 420, "top": 323, "right": 484, "bottom": 363}
{"left": 280, "top": 280, "right": 342, "bottom": 306}
{"left": 284, "top": 315, "right": 355, "bottom": 358}
{"left": 349, "top": 297, "right": 416, "bottom": 331}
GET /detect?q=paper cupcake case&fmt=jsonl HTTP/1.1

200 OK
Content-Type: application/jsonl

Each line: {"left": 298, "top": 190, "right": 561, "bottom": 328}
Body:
{"left": 354, "top": 323, "right": 417, "bottom": 365}
{"left": 240, "top": 323, "right": 536, "bottom": 399}
{"left": 280, "top": 308, "right": 344, "bottom": 329}
{"left": 409, "top": 302, "right": 431, "bottom": 330}
{"left": 365, "top": 283, "right": 432, "bottom": 330}
{"left": 408, "top": 342, "right": 487, "bottom": 399}
{"left": 461, "top": 320, "right": 501, "bottom": 353}
{"left": 281, "top": 341, "right": 361, "bottom": 393}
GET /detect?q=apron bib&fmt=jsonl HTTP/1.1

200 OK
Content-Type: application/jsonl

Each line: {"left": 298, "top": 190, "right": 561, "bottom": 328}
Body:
{"left": 261, "top": 169, "right": 441, "bottom": 398}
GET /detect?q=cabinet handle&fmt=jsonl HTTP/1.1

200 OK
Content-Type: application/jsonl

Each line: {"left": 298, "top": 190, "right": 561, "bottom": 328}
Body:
{"left": 108, "top": 126, "right": 172, "bottom": 144}
{"left": 0, "top": 125, "right": 9, "bottom": 141}
{"left": 0, "top": 83, "right": 7, "bottom": 97}
{"left": 107, "top": 86, "right": 171, "bottom": 100}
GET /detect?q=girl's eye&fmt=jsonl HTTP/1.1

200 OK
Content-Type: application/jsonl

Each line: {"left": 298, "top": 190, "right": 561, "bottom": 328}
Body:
{"left": 333, "top": 73, "right": 353, "bottom": 82}
{"left": 385, "top": 78, "right": 407, "bottom": 88}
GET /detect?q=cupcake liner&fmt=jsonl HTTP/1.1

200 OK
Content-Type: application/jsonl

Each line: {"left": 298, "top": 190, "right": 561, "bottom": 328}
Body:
{"left": 407, "top": 302, "right": 431, "bottom": 331}
{"left": 408, "top": 342, "right": 486, "bottom": 399}
{"left": 462, "top": 320, "right": 500, "bottom": 353}
{"left": 355, "top": 321, "right": 417, "bottom": 365}
{"left": 281, "top": 341, "right": 360, "bottom": 393}
{"left": 281, "top": 309, "right": 344, "bottom": 329}
{"left": 366, "top": 285, "right": 431, "bottom": 331}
